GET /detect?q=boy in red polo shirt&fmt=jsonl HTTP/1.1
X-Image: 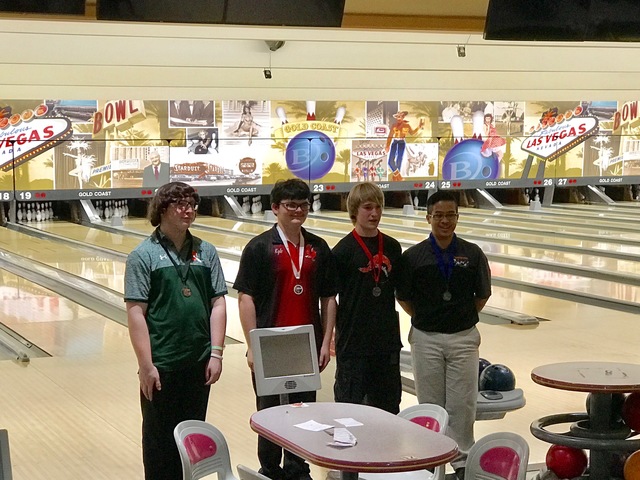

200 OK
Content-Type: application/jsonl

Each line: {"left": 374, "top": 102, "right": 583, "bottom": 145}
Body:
{"left": 234, "top": 179, "right": 338, "bottom": 480}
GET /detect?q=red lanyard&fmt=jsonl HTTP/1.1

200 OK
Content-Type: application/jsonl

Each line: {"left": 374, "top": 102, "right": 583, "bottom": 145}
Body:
{"left": 352, "top": 229, "right": 383, "bottom": 284}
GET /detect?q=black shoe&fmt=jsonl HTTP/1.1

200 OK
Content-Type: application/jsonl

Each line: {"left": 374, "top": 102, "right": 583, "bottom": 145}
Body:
{"left": 454, "top": 467, "right": 465, "bottom": 480}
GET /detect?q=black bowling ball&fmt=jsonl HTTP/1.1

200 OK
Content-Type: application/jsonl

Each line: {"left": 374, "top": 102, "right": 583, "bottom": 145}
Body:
{"left": 479, "top": 363, "right": 516, "bottom": 392}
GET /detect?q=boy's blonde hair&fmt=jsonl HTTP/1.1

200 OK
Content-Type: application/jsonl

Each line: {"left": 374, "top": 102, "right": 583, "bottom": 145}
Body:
{"left": 346, "top": 182, "right": 384, "bottom": 225}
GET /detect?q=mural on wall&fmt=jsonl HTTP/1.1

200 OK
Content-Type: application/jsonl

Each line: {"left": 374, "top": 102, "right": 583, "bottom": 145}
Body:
{"left": 3, "top": 97, "right": 640, "bottom": 198}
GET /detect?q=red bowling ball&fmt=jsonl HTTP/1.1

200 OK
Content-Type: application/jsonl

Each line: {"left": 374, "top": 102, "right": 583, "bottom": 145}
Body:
{"left": 545, "top": 444, "right": 588, "bottom": 479}
{"left": 623, "top": 392, "right": 640, "bottom": 432}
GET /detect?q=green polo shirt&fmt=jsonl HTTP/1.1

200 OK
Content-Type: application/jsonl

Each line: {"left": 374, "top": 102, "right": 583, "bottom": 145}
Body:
{"left": 124, "top": 229, "right": 227, "bottom": 371}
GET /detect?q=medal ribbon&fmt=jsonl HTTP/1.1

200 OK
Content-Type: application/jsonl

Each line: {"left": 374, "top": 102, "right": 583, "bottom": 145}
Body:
{"left": 156, "top": 229, "right": 193, "bottom": 288}
{"left": 276, "top": 226, "right": 305, "bottom": 281}
{"left": 352, "top": 229, "right": 383, "bottom": 285}
{"left": 429, "top": 233, "right": 456, "bottom": 287}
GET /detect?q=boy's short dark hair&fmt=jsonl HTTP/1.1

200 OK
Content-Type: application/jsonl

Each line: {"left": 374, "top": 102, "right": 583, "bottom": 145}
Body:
{"left": 147, "top": 182, "right": 200, "bottom": 226}
{"left": 270, "top": 179, "right": 311, "bottom": 206}
{"left": 426, "top": 190, "right": 458, "bottom": 213}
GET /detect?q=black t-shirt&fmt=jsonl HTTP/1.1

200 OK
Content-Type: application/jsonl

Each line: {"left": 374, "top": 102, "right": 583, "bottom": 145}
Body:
{"left": 233, "top": 225, "right": 338, "bottom": 346}
{"left": 332, "top": 231, "right": 403, "bottom": 358}
{"left": 396, "top": 234, "right": 491, "bottom": 334}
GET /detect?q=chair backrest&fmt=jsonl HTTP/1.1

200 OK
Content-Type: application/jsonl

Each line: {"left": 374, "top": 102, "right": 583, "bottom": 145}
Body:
{"left": 398, "top": 404, "right": 449, "bottom": 435}
{"left": 464, "top": 432, "right": 529, "bottom": 480}
{"left": 237, "top": 464, "right": 271, "bottom": 480}
{"left": 174, "top": 420, "right": 237, "bottom": 480}
{"left": 0, "top": 430, "right": 12, "bottom": 480}
{"left": 399, "top": 404, "right": 449, "bottom": 480}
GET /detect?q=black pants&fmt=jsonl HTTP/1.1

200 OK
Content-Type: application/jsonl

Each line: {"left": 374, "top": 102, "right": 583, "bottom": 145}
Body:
{"left": 252, "top": 374, "right": 316, "bottom": 480}
{"left": 141, "top": 361, "right": 211, "bottom": 480}
{"left": 334, "top": 352, "right": 402, "bottom": 414}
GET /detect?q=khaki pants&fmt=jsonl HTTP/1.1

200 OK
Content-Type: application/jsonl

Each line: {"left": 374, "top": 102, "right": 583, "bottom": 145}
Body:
{"left": 409, "top": 326, "right": 480, "bottom": 469}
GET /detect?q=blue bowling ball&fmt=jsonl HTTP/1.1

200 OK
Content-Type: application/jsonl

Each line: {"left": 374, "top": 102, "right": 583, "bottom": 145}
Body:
{"left": 285, "top": 130, "right": 336, "bottom": 181}
{"left": 442, "top": 139, "right": 499, "bottom": 181}
{"left": 479, "top": 363, "right": 516, "bottom": 391}
{"left": 479, "top": 358, "right": 492, "bottom": 382}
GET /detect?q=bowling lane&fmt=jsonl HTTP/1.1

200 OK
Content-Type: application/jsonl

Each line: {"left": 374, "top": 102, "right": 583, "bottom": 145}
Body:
{"left": 303, "top": 212, "right": 640, "bottom": 283}
{"left": 2, "top": 223, "right": 249, "bottom": 342}
{"left": 313, "top": 209, "right": 640, "bottom": 260}
{"left": 368, "top": 209, "right": 640, "bottom": 244}
{"left": 192, "top": 215, "right": 640, "bottom": 308}
{"left": 0, "top": 228, "right": 126, "bottom": 293}
{"left": 0, "top": 269, "right": 129, "bottom": 357}
{"left": 29, "top": 216, "right": 640, "bottom": 310}
{"left": 404, "top": 205, "right": 640, "bottom": 232}
{"left": 32, "top": 219, "right": 246, "bottom": 256}
{"left": 552, "top": 201, "right": 640, "bottom": 212}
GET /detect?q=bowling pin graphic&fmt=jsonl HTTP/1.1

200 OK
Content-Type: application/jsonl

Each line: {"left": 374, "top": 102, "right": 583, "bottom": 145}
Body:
{"left": 450, "top": 115, "right": 464, "bottom": 144}
{"left": 472, "top": 110, "right": 484, "bottom": 139}
{"left": 251, "top": 196, "right": 261, "bottom": 214}
{"left": 276, "top": 107, "right": 288, "bottom": 125}
{"left": 306, "top": 101, "right": 316, "bottom": 121}
{"left": 334, "top": 106, "right": 346, "bottom": 125}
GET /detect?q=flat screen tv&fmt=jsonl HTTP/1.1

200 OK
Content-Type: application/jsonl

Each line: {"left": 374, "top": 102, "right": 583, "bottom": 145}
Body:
{"left": 484, "top": 0, "right": 640, "bottom": 42}
{"left": 250, "top": 325, "right": 321, "bottom": 397}
{"left": 96, "top": 0, "right": 345, "bottom": 27}
{"left": 0, "top": 0, "right": 85, "bottom": 15}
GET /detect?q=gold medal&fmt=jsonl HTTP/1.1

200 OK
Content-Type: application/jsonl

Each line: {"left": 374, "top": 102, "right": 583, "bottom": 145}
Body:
{"left": 293, "top": 284, "right": 304, "bottom": 295}
{"left": 182, "top": 287, "right": 192, "bottom": 297}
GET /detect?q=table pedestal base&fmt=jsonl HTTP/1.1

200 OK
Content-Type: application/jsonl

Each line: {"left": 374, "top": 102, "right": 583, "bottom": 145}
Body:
{"left": 531, "top": 412, "right": 640, "bottom": 479}
{"left": 340, "top": 472, "right": 358, "bottom": 480}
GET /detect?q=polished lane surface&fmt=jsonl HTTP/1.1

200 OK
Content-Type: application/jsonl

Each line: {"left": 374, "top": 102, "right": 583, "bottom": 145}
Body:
{"left": 0, "top": 269, "right": 128, "bottom": 357}
{"left": 14, "top": 211, "right": 640, "bottom": 311}
{"left": 413, "top": 204, "right": 640, "bottom": 232}
{"left": 198, "top": 216, "right": 640, "bottom": 306}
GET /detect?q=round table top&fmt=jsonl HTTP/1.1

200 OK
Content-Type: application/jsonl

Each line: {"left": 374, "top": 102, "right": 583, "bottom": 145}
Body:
{"left": 531, "top": 362, "right": 640, "bottom": 393}
{"left": 250, "top": 402, "right": 458, "bottom": 473}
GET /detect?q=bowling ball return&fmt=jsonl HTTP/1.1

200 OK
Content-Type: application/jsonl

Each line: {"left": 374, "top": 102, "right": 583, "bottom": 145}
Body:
{"left": 399, "top": 349, "right": 526, "bottom": 420}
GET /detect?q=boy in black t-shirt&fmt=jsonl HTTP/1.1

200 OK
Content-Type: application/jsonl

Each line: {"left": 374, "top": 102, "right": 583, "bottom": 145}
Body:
{"left": 332, "top": 182, "right": 403, "bottom": 414}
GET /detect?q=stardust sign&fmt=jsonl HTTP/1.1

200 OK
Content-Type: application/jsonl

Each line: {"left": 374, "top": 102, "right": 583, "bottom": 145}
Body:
{"left": 0, "top": 117, "right": 72, "bottom": 172}
{"left": 521, "top": 106, "right": 598, "bottom": 161}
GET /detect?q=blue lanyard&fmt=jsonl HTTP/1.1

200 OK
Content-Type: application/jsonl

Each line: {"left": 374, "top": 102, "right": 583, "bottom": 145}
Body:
{"left": 429, "top": 233, "right": 457, "bottom": 284}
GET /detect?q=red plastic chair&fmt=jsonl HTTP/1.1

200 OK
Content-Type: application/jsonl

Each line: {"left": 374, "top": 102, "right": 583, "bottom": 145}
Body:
{"left": 174, "top": 420, "right": 238, "bottom": 480}
{"left": 464, "top": 432, "right": 529, "bottom": 480}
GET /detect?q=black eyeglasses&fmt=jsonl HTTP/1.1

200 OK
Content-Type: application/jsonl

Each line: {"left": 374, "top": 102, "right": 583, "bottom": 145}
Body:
{"left": 429, "top": 213, "right": 458, "bottom": 221}
{"left": 172, "top": 200, "right": 198, "bottom": 212}
{"left": 280, "top": 202, "right": 311, "bottom": 212}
